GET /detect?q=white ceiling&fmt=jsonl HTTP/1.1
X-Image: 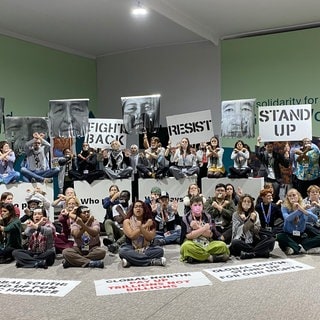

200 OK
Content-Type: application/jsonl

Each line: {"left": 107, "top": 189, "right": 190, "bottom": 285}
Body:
{"left": 1, "top": 0, "right": 320, "bottom": 58}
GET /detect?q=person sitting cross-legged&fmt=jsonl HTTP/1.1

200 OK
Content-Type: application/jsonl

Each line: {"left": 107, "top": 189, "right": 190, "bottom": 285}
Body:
{"left": 119, "top": 200, "right": 166, "bottom": 268}
{"left": 12, "top": 206, "right": 56, "bottom": 269}
{"left": 62, "top": 205, "right": 106, "bottom": 268}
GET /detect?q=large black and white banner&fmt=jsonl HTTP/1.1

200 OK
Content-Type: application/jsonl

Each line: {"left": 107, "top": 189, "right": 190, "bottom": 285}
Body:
{"left": 48, "top": 99, "right": 89, "bottom": 138}
{"left": 166, "top": 110, "right": 213, "bottom": 146}
{"left": 121, "top": 94, "right": 160, "bottom": 134}
{"left": 258, "top": 104, "right": 312, "bottom": 141}
{"left": 221, "top": 99, "right": 255, "bottom": 138}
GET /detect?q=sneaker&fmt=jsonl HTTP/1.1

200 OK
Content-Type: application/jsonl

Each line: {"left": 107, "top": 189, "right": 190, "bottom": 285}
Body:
{"left": 284, "top": 247, "right": 295, "bottom": 255}
{"left": 150, "top": 257, "right": 166, "bottom": 266}
{"left": 240, "top": 251, "right": 255, "bottom": 260}
{"left": 306, "top": 247, "right": 320, "bottom": 254}
{"left": 62, "top": 260, "right": 73, "bottom": 269}
{"left": 186, "top": 256, "right": 196, "bottom": 264}
{"left": 103, "top": 237, "right": 114, "bottom": 246}
{"left": 88, "top": 260, "right": 104, "bottom": 268}
{"left": 299, "top": 245, "right": 307, "bottom": 254}
{"left": 122, "top": 258, "right": 131, "bottom": 268}
{"left": 211, "top": 253, "right": 229, "bottom": 262}
{"left": 34, "top": 260, "right": 48, "bottom": 269}
{"left": 108, "top": 243, "right": 119, "bottom": 253}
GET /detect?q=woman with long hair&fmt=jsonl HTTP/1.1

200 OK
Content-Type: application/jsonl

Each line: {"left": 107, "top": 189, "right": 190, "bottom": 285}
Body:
{"left": 119, "top": 200, "right": 166, "bottom": 268}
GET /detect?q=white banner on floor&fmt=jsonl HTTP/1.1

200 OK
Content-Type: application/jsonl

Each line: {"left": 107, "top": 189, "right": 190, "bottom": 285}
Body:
{"left": 204, "top": 259, "right": 314, "bottom": 282}
{"left": 95, "top": 272, "right": 211, "bottom": 296}
{"left": 0, "top": 278, "right": 81, "bottom": 297}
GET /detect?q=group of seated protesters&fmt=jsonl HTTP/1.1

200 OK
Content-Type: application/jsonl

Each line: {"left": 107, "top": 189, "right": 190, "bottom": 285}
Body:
{"left": 1, "top": 179, "right": 320, "bottom": 270}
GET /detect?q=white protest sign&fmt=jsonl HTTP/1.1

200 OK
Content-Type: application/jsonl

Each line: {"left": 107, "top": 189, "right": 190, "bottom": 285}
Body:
{"left": 204, "top": 259, "right": 314, "bottom": 282}
{"left": 258, "top": 104, "right": 312, "bottom": 142}
{"left": 95, "top": 272, "right": 211, "bottom": 296}
{"left": 166, "top": 110, "right": 213, "bottom": 146}
{"left": 85, "top": 118, "right": 127, "bottom": 149}
{"left": 0, "top": 278, "right": 80, "bottom": 297}
{"left": 138, "top": 176, "right": 197, "bottom": 215}
{"left": 74, "top": 179, "right": 132, "bottom": 222}
{"left": 0, "top": 183, "right": 54, "bottom": 221}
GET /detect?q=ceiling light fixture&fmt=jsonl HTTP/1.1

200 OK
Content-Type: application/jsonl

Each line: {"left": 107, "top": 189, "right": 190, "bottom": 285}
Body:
{"left": 132, "top": 0, "right": 148, "bottom": 16}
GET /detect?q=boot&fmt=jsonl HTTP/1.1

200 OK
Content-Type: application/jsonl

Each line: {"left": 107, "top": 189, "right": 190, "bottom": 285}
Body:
{"left": 240, "top": 251, "right": 255, "bottom": 259}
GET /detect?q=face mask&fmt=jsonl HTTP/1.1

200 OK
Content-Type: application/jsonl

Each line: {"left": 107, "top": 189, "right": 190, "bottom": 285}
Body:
{"left": 191, "top": 204, "right": 203, "bottom": 216}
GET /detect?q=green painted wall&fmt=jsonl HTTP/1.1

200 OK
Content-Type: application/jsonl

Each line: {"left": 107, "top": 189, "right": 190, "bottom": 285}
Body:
{"left": 221, "top": 27, "right": 320, "bottom": 148}
{"left": 0, "top": 34, "right": 97, "bottom": 119}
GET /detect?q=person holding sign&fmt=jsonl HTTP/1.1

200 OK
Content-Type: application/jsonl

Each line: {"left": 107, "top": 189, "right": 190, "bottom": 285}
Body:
{"left": 277, "top": 188, "right": 320, "bottom": 255}
{"left": 169, "top": 137, "right": 199, "bottom": 180}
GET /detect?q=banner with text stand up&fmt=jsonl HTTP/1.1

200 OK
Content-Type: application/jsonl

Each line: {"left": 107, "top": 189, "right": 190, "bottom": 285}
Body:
{"left": 258, "top": 104, "right": 312, "bottom": 142}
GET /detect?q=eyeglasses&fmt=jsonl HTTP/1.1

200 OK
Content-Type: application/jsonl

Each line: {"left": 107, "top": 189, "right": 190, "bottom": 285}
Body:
{"left": 81, "top": 210, "right": 90, "bottom": 213}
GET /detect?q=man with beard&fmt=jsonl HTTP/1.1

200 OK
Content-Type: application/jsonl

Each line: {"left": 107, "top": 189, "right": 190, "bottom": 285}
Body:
{"left": 20, "top": 132, "right": 60, "bottom": 183}
{"left": 71, "top": 142, "right": 104, "bottom": 184}
{"left": 103, "top": 140, "right": 133, "bottom": 180}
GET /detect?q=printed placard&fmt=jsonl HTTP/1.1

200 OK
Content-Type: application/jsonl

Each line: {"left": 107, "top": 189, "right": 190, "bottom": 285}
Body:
{"left": 95, "top": 272, "right": 212, "bottom": 295}
{"left": 0, "top": 278, "right": 80, "bottom": 297}
{"left": 166, "top": 110, "right": 213, "bottom": 146}
{"left": 85, "top": 118, "right": 127, "bottom": 149}
{"left": 204, "top": 259, "right": 314, "bottom": 282}
{"left": 258, "top": 104, "right": 312, "bottom": 141}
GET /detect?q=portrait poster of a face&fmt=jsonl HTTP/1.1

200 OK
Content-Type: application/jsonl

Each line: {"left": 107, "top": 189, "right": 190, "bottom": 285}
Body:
{"left": 221, "top": 98, "right": 256, "bottom": 138}
{"left": 48, "top": 99, "right": 89, "bottom": 138}
{"left": 121, "top": 94, "right": 160, "bottom": 134}
{"left": 5, "top": 116, "right": 48, "bottom": 155}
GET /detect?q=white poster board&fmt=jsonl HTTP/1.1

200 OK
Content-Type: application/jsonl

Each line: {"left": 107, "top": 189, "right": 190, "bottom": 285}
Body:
{"left": 166, "top": 110, "right": 213, "bottom": 146}
{"left": 138, "top": 177, "right": 197, "bottom": 215}
{"left": 74, "top": 179, "right": 132, "bottom": 222}
{"left": 85, "top": 118, "right": 127, "bottom": 149}
{"left": 0, "top": 183, "right": 54, "bottom": 221}
{"left": 258, "top": 104, "right": 312, "bottom": 141}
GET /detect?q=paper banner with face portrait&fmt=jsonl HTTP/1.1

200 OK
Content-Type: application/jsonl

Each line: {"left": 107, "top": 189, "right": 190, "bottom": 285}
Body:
{"left": 85, "top": 118, "right": 127, "bottom": 149}
{"left": 48, "top": 99, "right": 89, "bottom": 138}
{"left": 221, "top": 99, "right": 256, "bottom": 138}
{"left": 5, "top": 116, "right": 49, "bottom": 155}
{"left": 121, "top": 94, "right": 160, "bottom": 134}
{"left": 258, "top": 104, "right": 312, "bottom": 142}
{"left": 166, "top": 110, "right": 213, "bottom": 146}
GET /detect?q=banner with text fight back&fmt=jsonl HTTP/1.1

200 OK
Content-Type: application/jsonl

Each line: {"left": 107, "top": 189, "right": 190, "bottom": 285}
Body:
{"left": 258, "top": 104, "right": 312, "bottom": 142}
{"left": 166, "top": 110, "right": 213, "bottom": 146}
{"left": 85, "top": 118, "right": 127, "bottom": 149}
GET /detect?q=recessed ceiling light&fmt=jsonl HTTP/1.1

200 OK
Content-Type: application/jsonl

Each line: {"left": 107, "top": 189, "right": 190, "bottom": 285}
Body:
{"left": 132, "top": 1, "right": 148, "bottom": 16}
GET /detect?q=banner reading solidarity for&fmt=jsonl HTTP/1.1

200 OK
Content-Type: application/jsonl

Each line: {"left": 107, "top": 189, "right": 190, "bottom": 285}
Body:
{"left": 166, "top": 110, "right": 213, "bottom": 146}
{"left": 85, "top": 118, "right": 127, "bottom": 149}
{"left": 258, "top": 104, "right": 312, "bottom": 142}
